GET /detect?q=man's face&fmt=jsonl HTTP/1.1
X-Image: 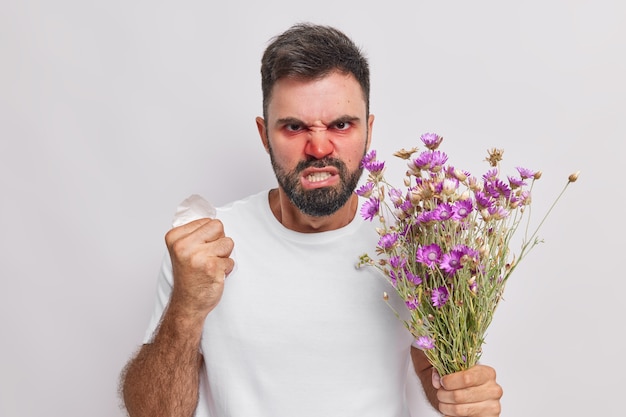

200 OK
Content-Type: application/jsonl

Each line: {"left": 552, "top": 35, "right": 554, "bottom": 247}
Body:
{"left": 258, "top": 71, "right": 374, "bottom": 217}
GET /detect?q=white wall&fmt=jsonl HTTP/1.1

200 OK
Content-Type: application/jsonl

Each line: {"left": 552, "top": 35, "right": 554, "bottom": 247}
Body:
{"left": 1, "top": 1, "right": 624, "bottom": 416}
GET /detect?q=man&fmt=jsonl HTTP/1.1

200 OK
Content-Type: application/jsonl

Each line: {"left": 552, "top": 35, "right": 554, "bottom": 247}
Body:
{"left": 121, "top": 23, "right": 503, "bottom": 417}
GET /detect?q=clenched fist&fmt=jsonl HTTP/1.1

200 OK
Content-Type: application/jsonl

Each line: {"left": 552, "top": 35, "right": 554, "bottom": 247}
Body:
{"left": 165, "top": 218, "right": 235, "bottom": 320}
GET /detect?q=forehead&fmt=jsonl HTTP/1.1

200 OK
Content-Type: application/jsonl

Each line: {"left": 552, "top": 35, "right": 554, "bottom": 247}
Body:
{"left": 266, "top": 71, "right": 367, "bottom": 123}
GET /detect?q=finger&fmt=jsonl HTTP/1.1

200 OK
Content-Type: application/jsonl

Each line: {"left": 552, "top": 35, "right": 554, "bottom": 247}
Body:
{"left": 432, "top": 368, "right": 442, "bottom": 389}
{"left": 194, "top": 242, "right": 235, "bottom": 274}
{"left": 218, "top": 256, "right": 235, "bottom": 277}
{"left": 438, "top": 399, "right": 501, "bottom": 417}
{"left": 165, "top": 217, "right": 213, "bottom": 241}
{"left": 437, "top": 382, "right": 503, "bottom": 405}
{"left": 440, "top": 365, "right": 497, "bottom": 390}
{"left": 183, "top": 237, "right": 234, "bottom": 273}
{"left": 166, "top": 218, "right": 226, "bottom": 249}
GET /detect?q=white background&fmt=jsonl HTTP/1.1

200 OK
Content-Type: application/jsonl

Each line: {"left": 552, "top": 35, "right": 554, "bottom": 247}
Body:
{"left": 1, "top": 1, "right": 624, "bottom": 416}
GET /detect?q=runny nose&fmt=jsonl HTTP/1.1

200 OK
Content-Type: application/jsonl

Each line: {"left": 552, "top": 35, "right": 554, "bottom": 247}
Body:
{"left": 305, "top": 129, "right": 334, "bottom": 159}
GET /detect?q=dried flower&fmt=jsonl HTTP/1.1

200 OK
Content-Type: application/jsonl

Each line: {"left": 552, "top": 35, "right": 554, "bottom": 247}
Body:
{"left": 569, "top": 171, "right": 580, "bottom": 183}
{"left": 358, "top": 133, "right": 578, "bottom": 376}
{"left": 393, "top": 147, "right": 420, "bottom": 160}
{"left": 486, "top": 148, "right": 504, "bottom": 167}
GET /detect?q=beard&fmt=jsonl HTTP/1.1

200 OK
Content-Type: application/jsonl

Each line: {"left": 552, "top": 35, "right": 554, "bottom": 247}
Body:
{"left": 269, "top": 151, "right": 365, "bottom": 217}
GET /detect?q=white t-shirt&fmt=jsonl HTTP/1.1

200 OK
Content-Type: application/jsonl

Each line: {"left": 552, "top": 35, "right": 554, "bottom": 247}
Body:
{"left": 144, "top": 190, "right": 415, "bottom": 417}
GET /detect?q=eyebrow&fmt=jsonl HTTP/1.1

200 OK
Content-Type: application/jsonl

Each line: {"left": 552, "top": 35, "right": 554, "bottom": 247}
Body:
{"left": 274, "top": 115, "right": 361, "bottom": 127}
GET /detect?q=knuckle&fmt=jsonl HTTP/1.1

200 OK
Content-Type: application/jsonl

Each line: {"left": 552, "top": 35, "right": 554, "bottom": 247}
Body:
{"left": 164, "top": 228, "right": 177, "bottom": 246}
{"left": 208, "top": 219, "right": 225, "bottom": 235}
{"left": 461, "top": 370, "right": 475, "bottom": 386}
{"left": 170, "top": 238, "right": 190, "bottom": 258}
{"left": 449, "top": 389, "right": 467, "bottom": 403}
{"left": 201, "top": 256, "right": 228, "bottom": 279}
{"left": 493, "top": 383, "right": 504, "bottom": 400}
{"left": 219, "top": 237, "right": 235, "bottom": 253}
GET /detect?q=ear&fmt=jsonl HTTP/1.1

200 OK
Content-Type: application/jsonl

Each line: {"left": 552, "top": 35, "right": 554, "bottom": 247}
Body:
{"left": 256, "top": 116, "right": 270, "bottom": 153}
{"left": 366, "top": 114, "right": 375, "bottom": 151}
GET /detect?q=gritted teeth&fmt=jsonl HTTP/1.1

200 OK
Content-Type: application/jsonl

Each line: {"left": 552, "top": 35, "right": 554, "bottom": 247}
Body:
{"left": 307, "top": 172, "right": 332, "bottom": 182}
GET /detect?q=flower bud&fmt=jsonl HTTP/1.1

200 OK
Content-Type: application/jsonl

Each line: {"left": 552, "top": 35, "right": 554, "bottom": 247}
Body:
{"left": 454, "top": 169, "right": 467, "bottom": 182}
{"left": 409, "top": 191, "right": 422, "bottom": 205}
{"left": 568, "top": 171, "right": 580, "bottom": 183}
{"left": 533, "top": 171, "right": 542, "bottom": 180}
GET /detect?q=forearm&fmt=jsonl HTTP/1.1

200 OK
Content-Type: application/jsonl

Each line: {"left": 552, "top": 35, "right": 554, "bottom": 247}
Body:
{"left": 410, "top": 347, "right": 440, "bottom": 411}
{"left": 121, "top": 302, "right": 205, "bottom": 417}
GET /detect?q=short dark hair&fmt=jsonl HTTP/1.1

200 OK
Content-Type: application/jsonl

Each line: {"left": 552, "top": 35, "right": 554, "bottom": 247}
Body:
{"left": 260, "top": 23, "right": 370, "bottom": 120}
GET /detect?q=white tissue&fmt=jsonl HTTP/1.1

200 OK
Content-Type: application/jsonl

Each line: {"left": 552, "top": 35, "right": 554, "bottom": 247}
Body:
{"left": 171, "top": 194, "right": 217, "bottom": 227}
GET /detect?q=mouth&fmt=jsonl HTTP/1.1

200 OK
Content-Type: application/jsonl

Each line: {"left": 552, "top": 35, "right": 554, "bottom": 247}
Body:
{"left": 306, "top": 171, "right": 332, "bottom": 182}
{"left": 301, "top": 167, "right": 339, "bottom": 188}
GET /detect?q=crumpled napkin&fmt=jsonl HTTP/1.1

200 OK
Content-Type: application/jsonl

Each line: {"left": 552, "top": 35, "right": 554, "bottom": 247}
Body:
{"left": 171, "top": 194, "right": 216, "bottom": 227}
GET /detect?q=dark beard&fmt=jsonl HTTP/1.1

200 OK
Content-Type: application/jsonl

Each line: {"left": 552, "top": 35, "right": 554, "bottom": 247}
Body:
{"left": 270, "top": 155, "right": 364, "bottom": 217}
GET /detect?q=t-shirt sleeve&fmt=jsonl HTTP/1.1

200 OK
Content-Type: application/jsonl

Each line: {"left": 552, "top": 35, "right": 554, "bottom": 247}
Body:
{"left": 142, "top": 251, "right": 174, "bottom": 344}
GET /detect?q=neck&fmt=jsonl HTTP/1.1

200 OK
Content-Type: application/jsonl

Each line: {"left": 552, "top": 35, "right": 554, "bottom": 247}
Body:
{"left": 268, "top": 188, "right": 358, "bottom": 233}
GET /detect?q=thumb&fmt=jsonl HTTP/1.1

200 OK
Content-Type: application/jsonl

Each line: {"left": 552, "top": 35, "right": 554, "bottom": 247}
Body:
{"left": 432, "top": 368, "right": 442, "bottom": 389}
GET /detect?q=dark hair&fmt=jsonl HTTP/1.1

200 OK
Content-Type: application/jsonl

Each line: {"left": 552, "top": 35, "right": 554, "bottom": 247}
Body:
{"left": 260, "top": 23, "right": 370, "bottom": 120}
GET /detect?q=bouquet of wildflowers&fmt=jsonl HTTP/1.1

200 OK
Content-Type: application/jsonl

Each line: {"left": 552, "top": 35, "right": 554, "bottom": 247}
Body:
{"left": 357, "top": 133, "right": 578, "bottom": 376}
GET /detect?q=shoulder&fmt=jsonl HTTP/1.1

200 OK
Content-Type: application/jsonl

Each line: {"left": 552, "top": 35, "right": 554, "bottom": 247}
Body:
{"left": 215, "top": 190, "right": 270, "bottom": 224}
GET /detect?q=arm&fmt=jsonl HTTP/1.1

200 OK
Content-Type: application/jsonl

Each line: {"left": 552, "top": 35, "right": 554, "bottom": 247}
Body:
{"left": 121, "top": 304, "right": 205, "bottom": 417}
{"left": 121, "top": 218, "right": 234, "bottom": 417}
{"left": 411, "top": 346, "right": 440, "bottom": 410}
{"left": 411, "top": 347, "right": 503, "bottom": 417}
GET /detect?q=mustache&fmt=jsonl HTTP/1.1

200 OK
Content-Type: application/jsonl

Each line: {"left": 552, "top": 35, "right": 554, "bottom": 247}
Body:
{"left": 294, "top": 157, "right": 346, "bottom": 172}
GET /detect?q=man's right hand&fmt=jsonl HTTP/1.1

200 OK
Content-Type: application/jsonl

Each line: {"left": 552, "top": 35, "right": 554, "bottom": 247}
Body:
{"left": 165, "top": 218, "right": 235, "bottom": 319}
{"left": 121, "top": 217, "right": 232, "bottom": 417}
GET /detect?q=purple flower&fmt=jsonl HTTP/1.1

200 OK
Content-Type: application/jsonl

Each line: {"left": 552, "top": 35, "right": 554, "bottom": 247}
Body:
{"left": 416, "top": 210, "right": 435, "bottom": 225}
{"left": 360, "top": 197, "right": 379, "bottom": 221}
{"left": 487, "top": 205, "right": 509, "bottom": 220}
{"left": 405, "top": 296, "right": 420, "bottom": 310}
{"left": 518, "top": 190, "right": 531, "bottom": 206}
{"left": 388, "top": 255, "right": 406, "bottom": 270}
{"left": 420, "top": 133, "right": 443, "bottom": 150}
{"left": 356, "top": 182, "right": 374, "bottom": 197}
{"left": 516, "top": 166, "right": 535, "bottom": 179}
{"left": 398, "top": 198, "right": 414, "bottom": 216}
{"left": 416, "top": 243, "right": 442, "bottom": 268}
{"left": 431, "top": 286, "right": 449, "bottom": 308}
{"left": 484, "top": 179, "right": 512, "bottom": 200}
{"left": 413, "top": 335, "right": 435, "bottom": 350}
{"left": 388, "top": 270, "right": 398, "bottom": 287}
{"left": 361, "top": 150, "right": 385, "bottom": 173}
{"left": 507, "top": 176, "right": 526, "bottom": 189}
{"left": 413, "top": 150, "right": 448, "bottom": 172}
{"left": 367, "top": 160, "right": 385, "bottom": 173}
{"left": 361, "top": 150, "right": 376, "bottom": 167}
{"left": 388, "top": 188, "right": 404, "bottom": 207}
{"left": 452, "top": 200, "right": 473, "bottom": 220}
{"left": 432, "top": 203, "right": 453, "bottom": 221}
{"left": 482, "top": 168, "right": 499, "bottom": 182}
{"left": 378, "top": 233, "right": 398, "bottom": 249}
{"left": 440, "top": 250, "right": 464, "bottom": 275}
{"left": 452, "top": 244, "right": 479, "bottom": 260}
{"left": 473, "top": 190, "right": 493, "bottom": 210}
{"left": 406, "top": 271, "right": 422, "bottom": 285}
